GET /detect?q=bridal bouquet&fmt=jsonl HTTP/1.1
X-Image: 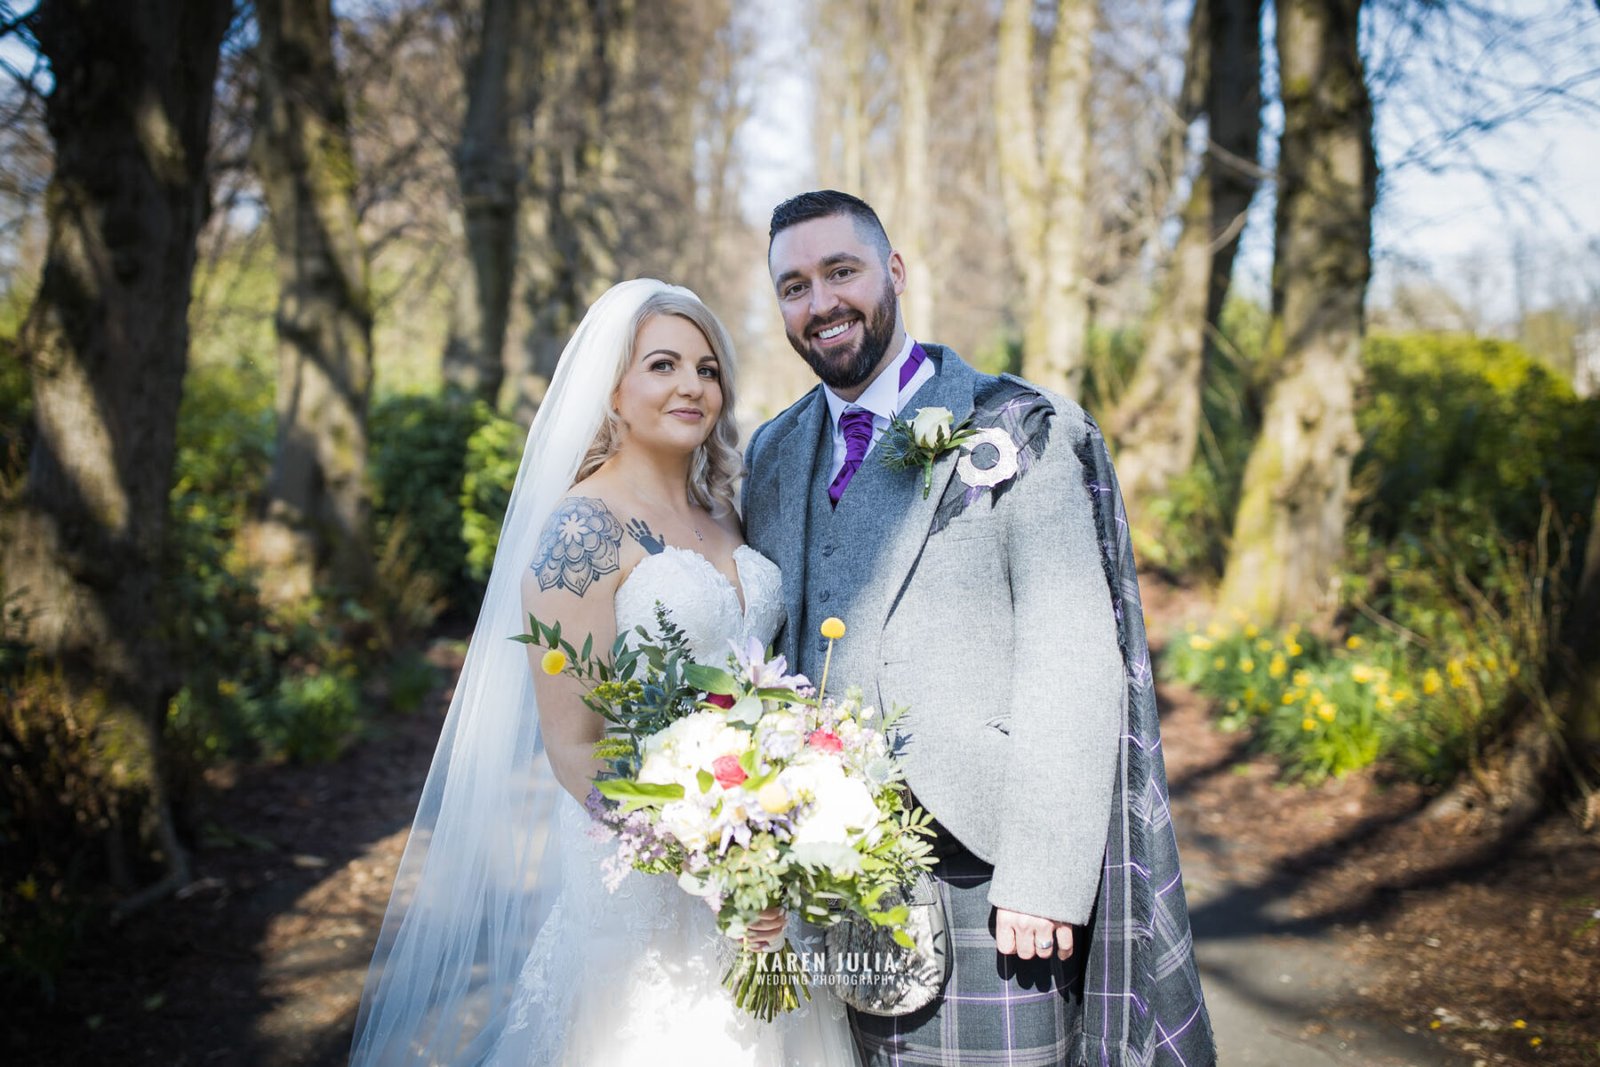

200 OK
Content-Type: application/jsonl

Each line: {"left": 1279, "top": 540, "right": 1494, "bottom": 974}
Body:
{"left": 517, "top": 610, "right": 936, "bottom": 1021}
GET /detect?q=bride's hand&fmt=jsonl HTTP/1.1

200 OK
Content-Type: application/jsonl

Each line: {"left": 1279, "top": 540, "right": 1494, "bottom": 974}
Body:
{"left": 743, "top": 906, "right": 787, "bottom": 952}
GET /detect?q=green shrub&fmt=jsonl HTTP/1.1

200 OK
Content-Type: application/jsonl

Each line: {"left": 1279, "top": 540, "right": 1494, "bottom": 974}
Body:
{"left": 369, "top": 392, "right": 485, "bottom": 604}
{"left": 1355, "top": 333, "right": 1600, "bottom": 549}
{"left": 461, "top": 410, "right": 521, "bottom": 583}
{"left": 264, "top": 670, "right": 361, "bottom": 764}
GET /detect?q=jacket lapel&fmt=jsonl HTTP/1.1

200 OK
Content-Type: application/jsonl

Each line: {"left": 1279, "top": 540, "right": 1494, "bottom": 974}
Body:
{"left": 869, "top": 346, "right": 979, "bottom": 635}
{"left": 769, "top": 388, "right": 828, "bottom": 665}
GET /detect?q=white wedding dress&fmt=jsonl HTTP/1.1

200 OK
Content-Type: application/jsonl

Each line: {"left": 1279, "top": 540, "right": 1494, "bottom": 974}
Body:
{"left": 486, "top": 544, "right": 861, "bottom": 1066}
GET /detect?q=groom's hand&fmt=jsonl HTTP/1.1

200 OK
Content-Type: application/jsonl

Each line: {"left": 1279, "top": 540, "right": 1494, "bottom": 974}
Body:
{"left": 993, "top": 907, "right": 1075, "bottom": 962}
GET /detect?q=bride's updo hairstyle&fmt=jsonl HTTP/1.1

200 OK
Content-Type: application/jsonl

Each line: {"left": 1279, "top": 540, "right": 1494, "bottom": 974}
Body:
{"left": 575, "top": 288, "right": 742, "bottom": 515}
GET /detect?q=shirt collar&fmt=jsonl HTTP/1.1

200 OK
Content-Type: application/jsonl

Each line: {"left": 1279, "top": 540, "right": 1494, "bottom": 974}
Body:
{"left": 824, "top": 334, "right": 917, "bottom": 428}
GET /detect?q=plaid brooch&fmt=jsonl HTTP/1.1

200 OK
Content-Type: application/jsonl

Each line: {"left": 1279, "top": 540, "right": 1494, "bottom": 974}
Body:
{"left": 928, "top": 376, "right": 1051, "bottom": 536}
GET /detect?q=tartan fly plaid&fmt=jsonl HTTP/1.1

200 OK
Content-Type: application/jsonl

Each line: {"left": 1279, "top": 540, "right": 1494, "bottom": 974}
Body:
{"left": 1069, "top": 410, "right": 1215, "bottom": 1067}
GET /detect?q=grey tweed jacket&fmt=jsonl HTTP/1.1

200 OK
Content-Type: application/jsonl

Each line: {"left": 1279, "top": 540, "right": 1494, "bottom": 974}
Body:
{"left": 742, "top": 346, "right": 1124, "bottom": 926}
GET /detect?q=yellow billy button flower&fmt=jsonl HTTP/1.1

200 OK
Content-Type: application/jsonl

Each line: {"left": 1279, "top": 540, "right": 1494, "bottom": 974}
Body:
{"left": 540, "top": 648, "right": 568, "bottom": 675}
{"left": 818, "top": 617, "right": 847, "bottom": 703}
{"left": 757, "top": 782, "right": 793, "bottom": 815}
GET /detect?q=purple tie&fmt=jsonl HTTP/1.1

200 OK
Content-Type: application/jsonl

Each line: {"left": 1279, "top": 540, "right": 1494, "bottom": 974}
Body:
{"left": 828, "top": 408, "right": 876, "bottom": 506}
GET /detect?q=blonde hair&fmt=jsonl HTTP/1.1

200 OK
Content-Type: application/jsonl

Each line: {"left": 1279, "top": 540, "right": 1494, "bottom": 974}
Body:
{"left": 575, "top": 289, "right": 742, "bottom": 514}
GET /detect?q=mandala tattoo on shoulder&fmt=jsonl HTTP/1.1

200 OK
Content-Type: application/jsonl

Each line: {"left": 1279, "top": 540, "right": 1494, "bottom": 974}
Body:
{"left": 530, "top": 497, "right": 624, "bottom": 595}
{"left": 625, "top": 518, "right": 666, "bottom": 555}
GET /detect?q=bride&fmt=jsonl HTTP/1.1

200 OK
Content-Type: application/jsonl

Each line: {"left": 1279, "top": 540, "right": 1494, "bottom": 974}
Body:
{"left": 348, "top": 280, "right": 859, "bottom": 1066}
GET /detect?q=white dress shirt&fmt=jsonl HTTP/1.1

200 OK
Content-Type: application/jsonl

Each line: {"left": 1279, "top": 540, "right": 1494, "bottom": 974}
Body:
{"left": 822, "top": 335, "right": 936, "bottom": 484}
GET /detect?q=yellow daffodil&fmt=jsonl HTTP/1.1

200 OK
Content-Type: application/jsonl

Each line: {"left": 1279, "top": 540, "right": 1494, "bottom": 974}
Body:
{"left": 1508, "top": 661, "right": 1521, "bottom": 679}
{"left": 1346, "top": 635, "right": 1364, "bottom": 650}
{"left": 1530, "top": 1037, "right": 1543, "bottom": 1048}
{"left": 1255, "top": 638, "right": 1272, "bottom": 653}
{"left": 1301, "top": 717, "right": 1317, "bottom": 731}
{"left": 1318, "top": 705, "right": 1336, "bottom": 722}
{"left": 1239, "top": 658, "right": 1255, "bottom": 674}
{"left": 1281, "top": 691, "right": 1298, "bottom": 706}
{"left": 1189, "top": 634, "right": 1214, "bottom": 651}
{"left": 1512, "top": 1020, "right": 1527, "bottom": 1030}
{"left": 540, "top": 649, "right": 568, "bottom": 675}
{"left": 1293, "top": 670, "right": 1312, "bottom": 688}
{"left": 1351, "top": 665, "right": 1373, "bottom": 684}
{"left": 1422, "top": 668, "right": 1443, "bottom": 695}
{"left": 1268, "top": 654, "right": 1287, "bottom": 679}
{"left": 1244, "top": 623, "right": 1260, "bottom": 638}
{"left": 1212, "top": 656, "right": 1227, "bottom": 670}
{"left": 1309, "top": 689, "right": 1325, "bottom": 707}
{"left": 1206, "top": 621, "right": 1225, "bottom": 638}
{"left": 820, "top": 617, "right": 846, "bottom": 639}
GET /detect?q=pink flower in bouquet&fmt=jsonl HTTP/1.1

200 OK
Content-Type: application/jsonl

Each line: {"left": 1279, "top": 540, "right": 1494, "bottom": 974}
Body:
{"left": 712, "top": 755, "right": 747, "bottom": 788}
{"left": 807, "top": 729, "right": 843, "bottom": 753}
{"left": 705, "top": 693, "right": 736, "bottom": 709}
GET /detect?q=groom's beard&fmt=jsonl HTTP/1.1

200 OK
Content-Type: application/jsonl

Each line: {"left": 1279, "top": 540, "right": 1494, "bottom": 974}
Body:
{"left": 787, "top": 282, "right": 898, "bottom": 391}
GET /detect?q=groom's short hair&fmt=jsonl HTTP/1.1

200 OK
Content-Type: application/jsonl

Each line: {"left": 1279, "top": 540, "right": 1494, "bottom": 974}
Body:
{"left": 768, "top": 190, "right": 893, "bottom": 264}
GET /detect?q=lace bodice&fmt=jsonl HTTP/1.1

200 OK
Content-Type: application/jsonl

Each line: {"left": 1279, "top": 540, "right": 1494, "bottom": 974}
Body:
{"left": 613, "top": 544, "right": 785, "bottom": 661}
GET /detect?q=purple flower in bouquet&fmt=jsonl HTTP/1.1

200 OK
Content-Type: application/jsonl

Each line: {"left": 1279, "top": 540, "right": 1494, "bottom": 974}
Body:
{"left": 730, "top": 637, "right": 812, "bottom": 694}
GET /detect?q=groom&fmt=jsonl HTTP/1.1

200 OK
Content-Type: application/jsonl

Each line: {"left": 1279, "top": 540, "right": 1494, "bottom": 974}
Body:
{"left": 743, "top": 191, "right": 1214, "bottom": 1066}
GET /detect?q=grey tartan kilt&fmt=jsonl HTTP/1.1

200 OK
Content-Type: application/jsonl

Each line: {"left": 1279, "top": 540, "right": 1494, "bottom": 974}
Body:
{"left": 851, "top": 839, "right": 1085, "bottom": 1066}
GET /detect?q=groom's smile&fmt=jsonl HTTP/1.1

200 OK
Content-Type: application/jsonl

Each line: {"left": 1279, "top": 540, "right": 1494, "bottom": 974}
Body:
{"left": 769, "top": 213, "right": 908, "bottom": 399}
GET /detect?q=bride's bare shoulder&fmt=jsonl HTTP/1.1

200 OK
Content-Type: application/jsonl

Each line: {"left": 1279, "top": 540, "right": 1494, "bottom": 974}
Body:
{"left": 523, "top": 484, "right": 634, "bottom": 603}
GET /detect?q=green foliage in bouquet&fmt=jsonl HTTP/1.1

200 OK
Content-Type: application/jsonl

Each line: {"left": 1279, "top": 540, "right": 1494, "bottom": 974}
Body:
{"left": 517, "top": 613, "right": 937, "bottom": 1021}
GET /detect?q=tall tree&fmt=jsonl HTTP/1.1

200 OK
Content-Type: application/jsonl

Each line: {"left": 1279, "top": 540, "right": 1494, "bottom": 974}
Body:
{"left": 893, "top": 0, "right": 954, "bottom": 340}
{"left": 995, "top": 0, "right": 1094, "bottom": 398}
{"left": 441, "top": 0, "right": 538, "bottom": 402}
{"left": 1111, "top": 0, "right": 1263, "bottom": 529}
{"left": 511, "top": 0, "right": 628, "bottom": 423}
{"left": 1217, "top": 0, "right": 1375, "bottom": 626}
{"left": 0, "top": 0, "right": 232, "bottom": 903}
{"left": 249, "top": 0, "right": 375, "bottom": 602}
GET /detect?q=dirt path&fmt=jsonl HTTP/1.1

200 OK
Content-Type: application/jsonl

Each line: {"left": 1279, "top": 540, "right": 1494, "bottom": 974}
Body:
{"left": 12, "top": 587, "right": 1598, "bottom": 1066}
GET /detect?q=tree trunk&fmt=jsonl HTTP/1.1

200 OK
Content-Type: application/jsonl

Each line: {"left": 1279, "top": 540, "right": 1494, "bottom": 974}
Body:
{"left": 894, "top": 0, "right": 952, "bottom": 341}
{"left": 511, "top": 0, "right": 626, "bottom": 425}
{"left": 1112, "top": 0, "right": 1263, "bottom": 530}
{"left": 443, "top": 0, "right": 537, "bottom": 403}
{"left": 0, "top": 0, "right": 232, "bottom": 901}
{"left": 1217, "top": 0, "right": 1374, "bottom": 628}
{"left": 249, "top": 0, "right": 375, "bottom": 603}
{"left": 995, "top": 0, "right": 1094, "bottom": 399}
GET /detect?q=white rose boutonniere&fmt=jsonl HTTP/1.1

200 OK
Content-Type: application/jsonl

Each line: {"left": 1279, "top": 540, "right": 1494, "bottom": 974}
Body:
{"left": 881, "top": 405, "right": 977, "bottom": 497}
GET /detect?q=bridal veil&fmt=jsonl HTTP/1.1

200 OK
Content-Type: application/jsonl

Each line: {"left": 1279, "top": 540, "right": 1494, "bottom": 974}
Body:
{"left": 348, "top": 279, "right": 695, "bottom": 1065}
